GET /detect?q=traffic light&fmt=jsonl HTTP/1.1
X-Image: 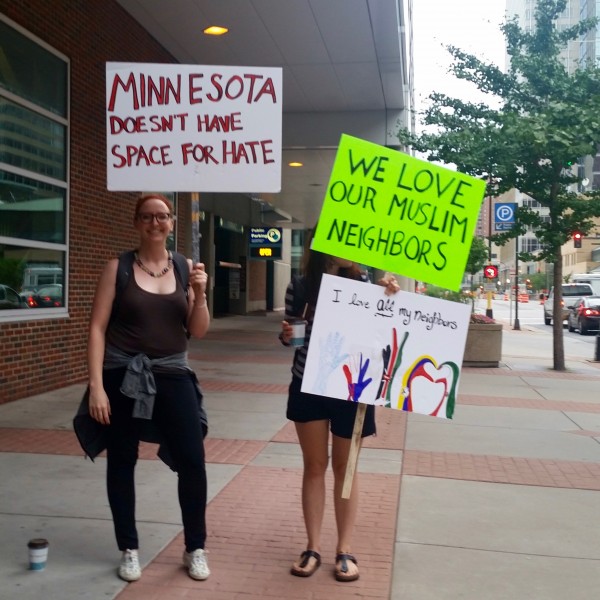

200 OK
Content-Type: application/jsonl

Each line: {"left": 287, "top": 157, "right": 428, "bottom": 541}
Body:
{"left": 573, "top": 232, "right": 582, "bottom": 248}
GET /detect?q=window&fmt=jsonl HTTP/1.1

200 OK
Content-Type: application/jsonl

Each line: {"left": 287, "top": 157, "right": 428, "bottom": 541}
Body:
{"left": 0, "top": 98, "right": 66, "bottom": 179}
{"left": 521, "top": 238, "right": 542, "bottom": 253}
{"left": 522, "top": 197, "right": 542, "bottom": 208}
{"left": 0, "top": 15, "right": 68, "bottom": 316}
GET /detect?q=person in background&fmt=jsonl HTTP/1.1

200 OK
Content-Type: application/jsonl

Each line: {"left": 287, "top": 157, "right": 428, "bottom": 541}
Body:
{"left": 87, "top": 193, "right": 210, "bottom": 583}
{"left": 279, "top": 235, "right": 400, "bottom": 583}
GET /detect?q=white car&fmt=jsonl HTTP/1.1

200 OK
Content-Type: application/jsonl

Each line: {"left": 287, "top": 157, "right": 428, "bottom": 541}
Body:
{"left": 543, "top": 283, "right": 594, "bottom": 325}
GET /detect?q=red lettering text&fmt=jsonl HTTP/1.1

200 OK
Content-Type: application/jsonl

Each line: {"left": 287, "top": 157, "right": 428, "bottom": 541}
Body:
{"left": 181, "top": 143, "right": 219, "bottom": 165}
{"left": 107, "top": 73, "right": 181, "bottom": 111}
{"left": 196, "top": 112, "right": 243, "bottom": 132}
{"left": 221, "top": 140, "right": 275, "bottom": 164}
{"left": 205, "top": 74, "right": 277, "bottom": 104}
{"left": 189, "top": 74, "right": 204, "bottom": 104}
{"left": 111, "top": 144, "right": 172, "bottom": 168}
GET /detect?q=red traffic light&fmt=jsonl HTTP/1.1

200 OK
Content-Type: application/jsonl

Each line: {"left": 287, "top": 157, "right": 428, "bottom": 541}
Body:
{"left": 484, "top": 265, "right": 498, "bottom": 279}
{"left": 573, "top": 232, "right": 582, "bottom": 248}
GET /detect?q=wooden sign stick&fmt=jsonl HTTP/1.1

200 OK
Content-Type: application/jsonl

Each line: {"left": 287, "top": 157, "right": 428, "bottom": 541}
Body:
{"left": 341, "top": 403, "right": 367, "bottom": 499}
{"left": 191, "top": 192, "right": 201, "bottom": 263}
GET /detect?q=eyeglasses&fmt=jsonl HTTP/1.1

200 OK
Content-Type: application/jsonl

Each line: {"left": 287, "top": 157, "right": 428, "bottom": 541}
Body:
{"left": 137, "top": 212, "right": 172, "bottom": 224}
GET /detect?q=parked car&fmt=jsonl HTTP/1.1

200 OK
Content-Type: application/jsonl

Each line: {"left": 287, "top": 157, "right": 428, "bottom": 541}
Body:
{"left": 25, "top": 284, "right": 64, "bottom": 308}
{"left": 543, "top": 283, "right": 594, "bottom": 325}
{"left": 21, "top": 265, "right": 63, "bottom": 295}
{"left": 0, "top": 284, "right": 29, "bottom": 309}
{"left": 567, "top": 296, "right": 600, "bottom": 334}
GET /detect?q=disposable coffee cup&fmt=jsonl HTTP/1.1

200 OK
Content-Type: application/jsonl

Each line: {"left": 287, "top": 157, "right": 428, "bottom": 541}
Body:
{"left": 289, "top": 318, "right": 307, "bottom": 347}
{"left": 28, "top": 538, "right": 49, "bottom": 571}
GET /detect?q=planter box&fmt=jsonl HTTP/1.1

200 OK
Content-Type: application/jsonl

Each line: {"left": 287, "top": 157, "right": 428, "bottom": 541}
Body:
{"left": 462, "top": 323, "right": 503, "bottom": 368}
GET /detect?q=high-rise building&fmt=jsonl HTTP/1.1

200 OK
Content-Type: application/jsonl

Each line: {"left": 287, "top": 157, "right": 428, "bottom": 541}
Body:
{"left": 507, "top": 0, "right": 583, "bottom": 72}
{"left": 508, "top": 0, "right": 600, "bottom": 190}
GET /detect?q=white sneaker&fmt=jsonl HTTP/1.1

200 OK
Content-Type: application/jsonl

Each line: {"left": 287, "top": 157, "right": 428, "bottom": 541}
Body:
{"left": 183, "top": 548, "right": 210, "bottom": 580}
{"left": 118, "top": 549, "right": 141, "bottom": 582}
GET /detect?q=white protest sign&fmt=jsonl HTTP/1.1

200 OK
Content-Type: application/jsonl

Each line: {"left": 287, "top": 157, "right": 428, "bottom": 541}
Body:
{"left": 301, "top": 274, "right": 472, "bottom": 419}
{"left": 106, "top": 62, "right": 282, "bottom": 192}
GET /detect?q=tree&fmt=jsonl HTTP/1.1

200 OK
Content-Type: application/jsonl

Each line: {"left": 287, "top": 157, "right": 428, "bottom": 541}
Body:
{"left": 0, "top": 259, "right": 25, "bottom": 291}
{"left": 398, "top": 0, "right": 600, "bottom": 370}
{"left": 528, "top": 272, "right": 547, "bottom": 293}
{"left": 465, "top": 236, "right": 490, "bottom": 278}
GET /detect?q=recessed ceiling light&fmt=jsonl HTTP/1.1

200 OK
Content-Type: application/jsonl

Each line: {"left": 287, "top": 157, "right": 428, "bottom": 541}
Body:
{"left": 204, "top": 26, "right": 228, "bottom": 36}
{"left": 288, "top": 161, "right": 303, "bottom": 167}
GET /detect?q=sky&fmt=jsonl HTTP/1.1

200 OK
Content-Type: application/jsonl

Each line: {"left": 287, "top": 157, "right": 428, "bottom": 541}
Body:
{"left": 412, "top": 0, "right": 508, "bottom": 128}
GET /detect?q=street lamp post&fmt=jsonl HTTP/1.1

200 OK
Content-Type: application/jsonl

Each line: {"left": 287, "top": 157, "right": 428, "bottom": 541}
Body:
{"left": 486, "top": 193, "right": 494, "bottom": 319}
{"left": 513, "top": 237, "right": 521, "bottom": 330}
{"left": 507, "top": 278, "right": 512, "bottom": 324}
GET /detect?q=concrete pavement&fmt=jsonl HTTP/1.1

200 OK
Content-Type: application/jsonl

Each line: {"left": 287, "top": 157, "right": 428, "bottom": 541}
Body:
{"left": 1, "top": 308, "right": 600, "bottom": 599}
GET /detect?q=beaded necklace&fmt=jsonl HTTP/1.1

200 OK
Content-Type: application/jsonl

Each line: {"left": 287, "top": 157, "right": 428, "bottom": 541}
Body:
{"left": 134, "top": 250, "right": 173, "bottom": 278}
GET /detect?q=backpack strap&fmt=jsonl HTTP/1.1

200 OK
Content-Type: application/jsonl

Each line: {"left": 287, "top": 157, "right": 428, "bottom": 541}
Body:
{"left": 110, "top": 250, "right": 135, "bottom": 325}
{"left": 171, "top": 252, "right": 191, "bottom": 338}
{"left": 171, "top": 251, "right": 190, "bottom": 297}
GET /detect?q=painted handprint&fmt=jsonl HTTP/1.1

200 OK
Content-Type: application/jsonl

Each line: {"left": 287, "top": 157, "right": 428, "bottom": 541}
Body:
{"left": 376, "top": 328, "right": 397, "bottom": 404}
{"left": 313, "top": 331, "right": 348, "bottom": 394}
{"left": 342, "top": 353, "right": 372, "bottom": 402}
{"left": 375, "top": 328, "right": 409, "bottom": 408}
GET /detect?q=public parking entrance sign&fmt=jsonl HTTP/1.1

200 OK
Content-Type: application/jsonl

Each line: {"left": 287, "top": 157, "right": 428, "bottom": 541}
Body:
{"left": 249, "top": 227, "right": 282, "bottom": 259}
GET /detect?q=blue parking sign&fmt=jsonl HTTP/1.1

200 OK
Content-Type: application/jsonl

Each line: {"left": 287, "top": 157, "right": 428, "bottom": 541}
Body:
{"left": 494, "top": 203, "right": 516, "bottom": 231}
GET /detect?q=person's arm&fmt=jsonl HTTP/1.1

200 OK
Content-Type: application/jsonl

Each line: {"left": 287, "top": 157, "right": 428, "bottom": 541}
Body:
{"left": 280, "top": 279, "right": 297, "bottom": 346}
{"left": 187, "top": 260, "right": 210, "bottom": 338}
{"left": 87, "top": 259, "right": 118, "bottom": 424}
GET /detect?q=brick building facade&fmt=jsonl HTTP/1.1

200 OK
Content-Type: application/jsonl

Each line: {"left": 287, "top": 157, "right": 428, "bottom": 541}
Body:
{"left": 0, "top": 1, "right": 197, "bottom": 403}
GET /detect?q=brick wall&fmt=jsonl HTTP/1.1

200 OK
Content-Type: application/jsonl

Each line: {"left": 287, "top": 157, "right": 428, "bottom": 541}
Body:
{"left": 0, "top": 1, "right": 186, "bottom": 402}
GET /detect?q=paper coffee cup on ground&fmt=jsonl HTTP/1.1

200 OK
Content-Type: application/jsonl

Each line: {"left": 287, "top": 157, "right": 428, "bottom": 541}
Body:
{"left": 28, "top": 538, "right": 49, "bottom": 571}
{"left": 289, "top": 318, "right": 307, "bottom": 347}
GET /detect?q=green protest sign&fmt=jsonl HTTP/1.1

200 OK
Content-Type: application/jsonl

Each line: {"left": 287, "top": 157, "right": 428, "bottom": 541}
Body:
{"left": 311, "top": 134, "right": 486, "bottom": 291}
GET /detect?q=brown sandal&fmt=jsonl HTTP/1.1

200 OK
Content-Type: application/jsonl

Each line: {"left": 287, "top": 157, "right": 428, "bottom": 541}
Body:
{"left": 290, "top": 550, "right": 321, "bottom": 577}
{"left": 334, "top": 553, "right": 359, "bottom": 582}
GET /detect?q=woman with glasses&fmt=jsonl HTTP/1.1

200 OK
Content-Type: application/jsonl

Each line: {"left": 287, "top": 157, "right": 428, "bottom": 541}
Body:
{"left": 87, "top": 194, "right": 211, "bottom": 583}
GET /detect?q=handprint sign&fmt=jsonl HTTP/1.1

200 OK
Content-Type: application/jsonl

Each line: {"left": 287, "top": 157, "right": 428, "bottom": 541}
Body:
{"left": 342, "top": 353, "right": 372, "bottom": 402}
{"left": 375, "top": 328, "right": 408, "bottom": 408}
{"left": 313, "top": 331, "right": 348, "bottom": 394}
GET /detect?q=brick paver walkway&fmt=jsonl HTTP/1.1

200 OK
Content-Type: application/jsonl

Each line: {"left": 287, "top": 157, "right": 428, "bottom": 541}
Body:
{"left": 3, "top": 318, "right": 600, "bottom": 599}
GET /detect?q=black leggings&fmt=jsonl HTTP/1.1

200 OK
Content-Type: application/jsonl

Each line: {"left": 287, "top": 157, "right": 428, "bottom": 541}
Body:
{"left": 104, "top": 368, "right": 207, "bottom": 553}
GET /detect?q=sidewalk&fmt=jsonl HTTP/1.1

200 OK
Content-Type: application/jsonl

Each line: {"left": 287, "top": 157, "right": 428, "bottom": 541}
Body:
{"left": 1, "top": 311, "right": 600, "bottom": 599}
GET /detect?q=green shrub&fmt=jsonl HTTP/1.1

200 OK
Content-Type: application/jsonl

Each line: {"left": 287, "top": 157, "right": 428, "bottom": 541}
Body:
{"left": 421, "top": 285, "right": 470, "bottom": 304}
{"left": 0, "top": 259, "right": 25, "bottom": 290}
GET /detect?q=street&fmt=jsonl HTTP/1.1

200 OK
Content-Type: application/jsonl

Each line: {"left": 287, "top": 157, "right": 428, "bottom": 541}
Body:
{"left": 477, "top": 295, "right": 599, "bottom": 363}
